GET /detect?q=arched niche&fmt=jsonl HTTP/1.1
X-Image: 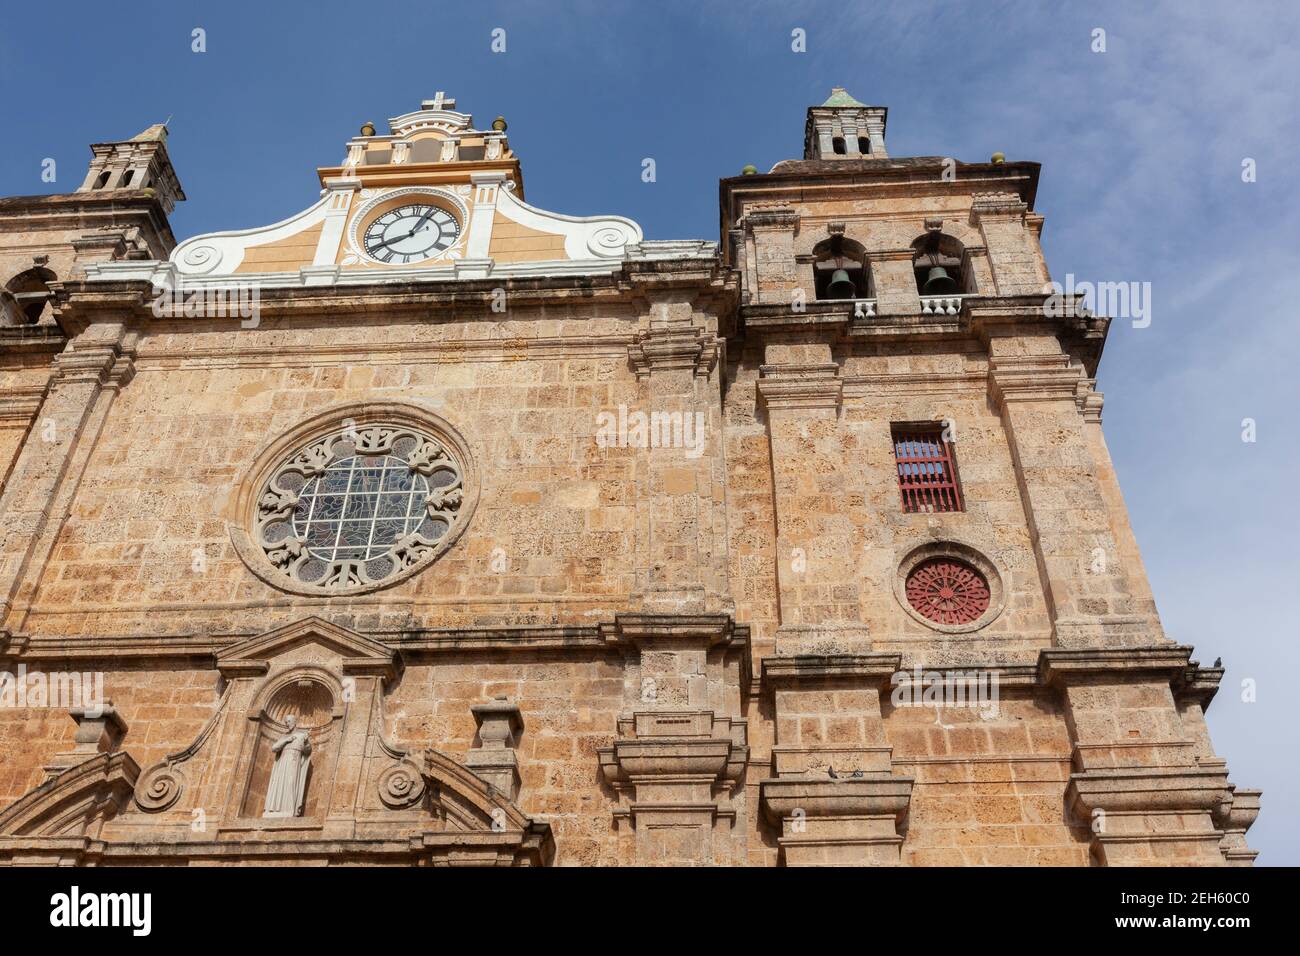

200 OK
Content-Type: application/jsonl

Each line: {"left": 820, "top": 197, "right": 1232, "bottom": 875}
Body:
{"left": 239, "top": 668, "right": 343, "bottom": 820}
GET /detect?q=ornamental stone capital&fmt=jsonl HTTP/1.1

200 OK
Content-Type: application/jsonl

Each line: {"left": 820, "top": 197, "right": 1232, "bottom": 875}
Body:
{"left": 597, "top": 709, "right": 748, "bottom": 864}
{"left": 760, "top": 774, "right": 914, "bottom": 867}
{"left": 986, "top": 353, "right": 1083, "bottom": 408}
{"left": 969, "top": 191, "right": 1029, "bottom": 225}
{"left": 756, "top": 362, "right": 843, "bottom": 413}
{"left": 627, "top": 325, "right": 720, "bottom": 381}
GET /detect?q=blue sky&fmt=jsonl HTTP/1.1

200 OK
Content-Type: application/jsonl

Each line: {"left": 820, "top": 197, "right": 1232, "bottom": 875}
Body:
{"left": 2, "top": 0, "right": 1297, "bottom": 864}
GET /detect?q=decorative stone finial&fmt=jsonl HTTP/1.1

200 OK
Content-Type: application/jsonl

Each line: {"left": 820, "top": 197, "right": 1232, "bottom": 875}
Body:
{"left": 44, "top": 700, "right": 128, "bottom": 778}
{"left": 991, "top": 151, "right": 1006, "bottom": 164}
{"left": 741, "top": 164, "right": 758, "bottom": 175}
{"left": 492, "top": 115, "right": 508, "bottom": 132}
{"left": 466, "top": 696, "right": 524, "bottom": 800}
{"left": 360, "top": 121, "right": 377, "bottom": 137}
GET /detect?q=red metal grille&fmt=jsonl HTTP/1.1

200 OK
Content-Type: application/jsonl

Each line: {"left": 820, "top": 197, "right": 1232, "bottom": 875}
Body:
{"left": 892, "top": 426, "right": 963, "bottom": 513}
{"left": 905, "top": 558, "right": 990, "bottom": 625}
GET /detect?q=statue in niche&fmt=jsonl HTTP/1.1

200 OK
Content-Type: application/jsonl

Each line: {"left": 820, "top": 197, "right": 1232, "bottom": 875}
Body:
{"left": 263, "top": 714, "right": 312, "bottom": 818}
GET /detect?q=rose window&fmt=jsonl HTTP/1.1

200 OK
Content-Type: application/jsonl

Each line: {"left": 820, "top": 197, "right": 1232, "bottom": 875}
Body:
{"left": 256, "top": 424, "right": 464, "bottom": 590}
{"left": 904, "top": 557, "right": 991, "bottom": 626}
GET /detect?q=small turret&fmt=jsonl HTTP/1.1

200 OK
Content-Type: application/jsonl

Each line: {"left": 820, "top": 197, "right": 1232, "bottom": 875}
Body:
{"left": 803, "top": 88, "right": 888, "bottom": 160}
{"left": 78, "top": 124, "right": 186, "bottom": 214}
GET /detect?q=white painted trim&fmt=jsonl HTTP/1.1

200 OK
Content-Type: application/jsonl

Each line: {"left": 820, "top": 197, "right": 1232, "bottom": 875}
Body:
{"left": 88, "top": 239, "right": 716, "bottom": 291}
{"left": 493, "top": 187, "right": 643, "bottom": 259}
{"left": 170, "top": 192, "right": 339, "bottom": 276}
{"left": 386, "top": 109, "right": 472, "bottom": 137}
{"left": 465, "top": 172, "right": 505, "bottom": 260}
{"left": 313, "top": 188, "right": 355, "bottom": 266}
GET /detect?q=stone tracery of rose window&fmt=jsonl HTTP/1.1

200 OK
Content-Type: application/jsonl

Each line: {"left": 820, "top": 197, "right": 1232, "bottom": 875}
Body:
{"left": 256, "top": 424, "right": 464, "bottom": 590}
{"left": 904, "top": 557, "right": 991, "bottom": 626}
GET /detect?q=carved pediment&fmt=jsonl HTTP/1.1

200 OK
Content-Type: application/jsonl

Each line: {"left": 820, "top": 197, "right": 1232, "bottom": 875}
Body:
{"left": 0, "top": 752, "right": 139, "bottom": 839}
{"left": 215, "top": 616, "right": 399, "bottom": 680}
{"left": 0, "top": 614, "right": 553, "bottom": 865}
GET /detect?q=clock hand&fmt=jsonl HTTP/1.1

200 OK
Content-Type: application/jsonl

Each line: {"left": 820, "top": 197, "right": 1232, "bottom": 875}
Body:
{"left": 373, "top": 217, "right": 441, "bottom": 250}
{"left": 369, "top": 233, "right": 406, "bottom": 251}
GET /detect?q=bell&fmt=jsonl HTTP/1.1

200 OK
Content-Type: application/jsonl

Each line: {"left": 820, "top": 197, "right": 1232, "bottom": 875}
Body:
{"left": 826, "top": 268, "right": 856, "bottom": 299}
{"left": 921, "top": 265, "right": 958, "bottom": 295}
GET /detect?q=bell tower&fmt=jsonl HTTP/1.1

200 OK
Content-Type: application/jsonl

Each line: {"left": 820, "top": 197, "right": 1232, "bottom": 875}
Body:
{"left": 721, "top": 88, "right": 1259, "bottom": 866}
{"left": 803, "top": 87, "right": 888, "bottom": 159}
{"left": 77, "top": 123, "right": 186, "bottom": 214}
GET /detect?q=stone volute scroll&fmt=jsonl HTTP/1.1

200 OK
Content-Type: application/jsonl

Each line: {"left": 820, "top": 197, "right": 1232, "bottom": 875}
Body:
{"left": 59, "top": 617, "right": 557, "bottom": 866}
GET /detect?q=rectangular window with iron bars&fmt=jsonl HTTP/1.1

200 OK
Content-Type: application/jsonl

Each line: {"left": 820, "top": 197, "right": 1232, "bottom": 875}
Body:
{"left": 891, "top": 424, "right": 963, "bottom": 513}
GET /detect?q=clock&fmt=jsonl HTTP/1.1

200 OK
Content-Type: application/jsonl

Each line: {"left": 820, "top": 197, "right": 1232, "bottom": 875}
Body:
{"left": 361, "top": 203, "right": 460, "bottom": 264}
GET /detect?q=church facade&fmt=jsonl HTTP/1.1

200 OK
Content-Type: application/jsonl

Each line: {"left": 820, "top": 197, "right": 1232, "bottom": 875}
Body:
{"left": 0, "top": 90, "right": 1259, "bottom": 866}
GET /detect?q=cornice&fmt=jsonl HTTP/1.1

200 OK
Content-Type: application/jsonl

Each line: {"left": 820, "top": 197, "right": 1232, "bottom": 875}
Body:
{"left": 0, "top": 626, "right": 595, "bottom": 667}
{"left": 0, "top": 190, "right": 176, "bottom": 247}
{"left": 132, "top": 335, "right": 635, "bottom": 370}
{"left": 0, "top": 384, "right": 49, "bottom": 424}
{"left": 1, "top": 619, "right": 751, "bottom": 667}
{"left": 1038, "top": 645, "right": 1196, "bottom": 687}
{"left": 761, "top": 653, "right": 904, "bottom": 692}
{"left": 721, "top": 160, "right": 1041, "bottom": 234}
{"left": 0, "top": 325, "right": 66, "bottom": 358}
{"left": 757, "top": 362, "right": 843, "bottom": 411}
{"left": 54, "top": 259, "right": 736, "bottom": 329}
{"left": 315, "top": 158, "right": 525, "bottom": 197}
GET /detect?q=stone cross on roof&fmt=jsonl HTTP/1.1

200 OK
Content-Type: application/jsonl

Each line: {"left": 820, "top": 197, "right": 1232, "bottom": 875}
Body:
{"left": 422, "top": 92, "right": 456, "bottom": 111}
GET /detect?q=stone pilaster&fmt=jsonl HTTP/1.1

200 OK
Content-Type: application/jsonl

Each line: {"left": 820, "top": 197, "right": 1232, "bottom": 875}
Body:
{"left": 596, "top": 613, "right": 748, "bottom": 865}
{"left": 757, "top": 353, "right": 871, "bottom": 656}
{"left": 869, "top": 250, "right": 923, "bottom": 316}
{"left": 740, "top": 207, "right": 800, "bottom": 305}
{"left": 625, "top": 293, "right": 729, "bottom": 615}
{"left": 1174, "top": 663, "right": 1261, "bottom": 865}
{"left": 0, "top": 321, "right": 136, "bottom": 629}
{"left": 1043, "top": 648, "right": 1231, "bottom": 866}
{"left": 759, "top": 656, "right": 913, "bottom": 866}
{"left": 969, "top": 192, "right": 1048, "bottom": 295}
{"left": 981, "top": 322, "right": 1162, "bottom": 648}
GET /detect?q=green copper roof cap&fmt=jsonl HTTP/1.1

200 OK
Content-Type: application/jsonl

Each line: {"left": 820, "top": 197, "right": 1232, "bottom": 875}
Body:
{"left": 821, "top": 87, "right": 867, "bottom": 108}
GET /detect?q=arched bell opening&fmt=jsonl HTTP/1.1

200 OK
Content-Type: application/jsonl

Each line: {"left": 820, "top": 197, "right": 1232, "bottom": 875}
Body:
{"left": 911, "top": 232, "right": 970, "bottom": 296}
{"left": 3, "top": 266, "right": 58, "bottom": 326}
{"left": 812, "top": 235, "right": 870, "bottom": 301}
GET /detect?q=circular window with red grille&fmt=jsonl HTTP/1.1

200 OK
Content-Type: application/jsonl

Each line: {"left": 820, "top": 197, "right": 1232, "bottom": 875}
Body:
{"left": 904, "top": 557, "right": 991, "bottom": 626}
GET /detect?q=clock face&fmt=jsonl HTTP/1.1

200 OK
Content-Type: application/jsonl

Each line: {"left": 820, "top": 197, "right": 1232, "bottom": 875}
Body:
{"left": 362, "top": 203, "right": 460, "bottom": 264}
